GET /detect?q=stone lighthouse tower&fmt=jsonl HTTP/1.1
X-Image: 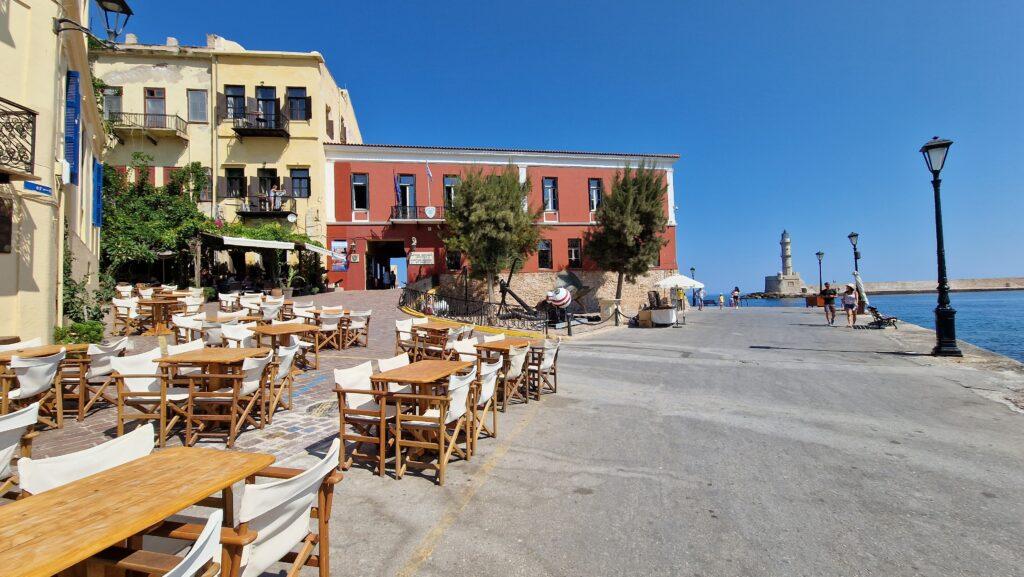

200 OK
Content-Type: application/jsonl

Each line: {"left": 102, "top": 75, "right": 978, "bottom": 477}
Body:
{"left": 764, "top": 229, "right": 809, "bottom": 295}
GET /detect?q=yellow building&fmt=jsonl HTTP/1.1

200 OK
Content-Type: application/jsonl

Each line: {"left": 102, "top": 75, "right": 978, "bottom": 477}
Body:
{"left": 1, "top": 0, "right": 107, "bottom": 342}
{"left": 92, "top": 34, "right": 362, "bottom": 246}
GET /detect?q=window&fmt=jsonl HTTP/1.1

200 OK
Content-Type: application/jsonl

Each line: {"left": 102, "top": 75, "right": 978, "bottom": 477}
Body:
{"left": 187, "top": 89, "right": 208, "bottom": 122}
{"left": 225, "top": 85, "right": 245, "bottom": 118}
{"left": 542, "top": 177, "right": 558, "bottom": 211}
{"left": 102, "top": 86, "right": 122, "bottom": 120}
{"left": 256, "top": 86, "right": 277, "bottom": 125}
{"left": 199, "top": 167, "right": 213, "bottom": 201}
{"left": 446, "top": 250, "right": 462, "bottom": 271}
{"left": 443, "top": 175, "right": 459, "bottom": 208}
{"left": 537, "top": 239, "right": 553, "bottom": 269}
{"left": 588, "top": 178, "right": 603, "bottom": 211}
{"left": 290, "top": 168, "right": 311, "bottom": 198}
{"left": 144, "top": 87, "right": 165, "bottom": 127}
{"left": 225, "top": 168, "right": 245, "bottom": 198}
{"left": 286, "top": 87, "right": 309, "bottom": 120}
{"left": 568, "top": 238, "right": 583, "bottom": 268}
{"left": 351, "top": 173, "right": 369, "bottom": 210}
{"left": 398, "top": 174, "right": 416, "bottom": 206}
{"left": 257, "top": 168, "right": 278, "bottom": 195}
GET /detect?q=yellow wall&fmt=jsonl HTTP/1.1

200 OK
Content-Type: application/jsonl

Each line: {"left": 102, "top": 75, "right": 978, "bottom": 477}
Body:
{"left": 0, "top": 0, "right": 105, "bottom": 342}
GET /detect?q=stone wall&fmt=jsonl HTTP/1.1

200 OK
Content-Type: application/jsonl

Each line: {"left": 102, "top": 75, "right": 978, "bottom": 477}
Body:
{"left": 433, "top": 269, "right": 679, "bottom": 313}
{"left": 864, "top": 277, "right": 1024, "bottom": 294}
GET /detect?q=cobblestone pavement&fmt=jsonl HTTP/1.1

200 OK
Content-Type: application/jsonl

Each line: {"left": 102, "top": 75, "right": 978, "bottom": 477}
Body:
{"left": 32, "top": 288, "right": 412, "bottom": 459}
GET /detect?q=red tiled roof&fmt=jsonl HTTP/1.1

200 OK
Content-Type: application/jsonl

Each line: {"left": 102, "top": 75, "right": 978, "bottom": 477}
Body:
{"left": 324, "top": 142, "right": 679, "bottom": 160}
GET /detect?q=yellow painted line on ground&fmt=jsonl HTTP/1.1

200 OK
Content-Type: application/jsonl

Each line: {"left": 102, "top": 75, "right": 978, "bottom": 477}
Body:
{"left": 399, "top": 305, "right": 546, "bottom": 339}
{"left": 395, "top": 399, "right": 543, "bottom": 577}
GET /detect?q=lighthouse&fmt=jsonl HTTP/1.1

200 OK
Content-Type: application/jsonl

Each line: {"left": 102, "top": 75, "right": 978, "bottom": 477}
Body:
{"left": 763, "top": 230, "right": 809, "bottom": 295}
{"left": 781, "top": 230, "right": 793, "bottom": 276}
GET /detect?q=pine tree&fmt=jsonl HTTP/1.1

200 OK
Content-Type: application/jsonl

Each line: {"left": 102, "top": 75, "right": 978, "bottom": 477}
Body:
{"left": 443, "top": 165, "right": 542, "bottom": 301}
{"left": 584, "top": 163, "right": 669, "bottom": 301}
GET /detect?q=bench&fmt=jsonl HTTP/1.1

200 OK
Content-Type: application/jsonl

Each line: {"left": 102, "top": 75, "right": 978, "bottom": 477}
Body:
{"left": 867, "top": 306, "right": 898, "bottom": 329}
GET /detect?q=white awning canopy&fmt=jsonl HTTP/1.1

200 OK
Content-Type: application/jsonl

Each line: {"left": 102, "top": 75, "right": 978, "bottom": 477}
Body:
{"left": 221, "top": 236, "right": 295, "bottom": 250}
{"left": 303, "top": 242, "right": 346, "bottom": 260}
{"left": 656, "top": 274, "right": 704, "bottom": 290}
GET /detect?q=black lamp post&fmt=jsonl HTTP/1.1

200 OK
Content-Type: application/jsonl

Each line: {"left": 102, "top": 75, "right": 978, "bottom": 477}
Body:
{"left": 847, "top": 232, "right": 860, "bottom": 272}
{"left": 55, "top": 0, "right": 133, "bottom": 45}
{"left": 815, "top": 251, "right": 824, "bottom": 291}
{"left": 920, "top": 136, "right": 962, "bottom": 357}
{"left": 689, "top": 266, "right": 696, "bottom": 306}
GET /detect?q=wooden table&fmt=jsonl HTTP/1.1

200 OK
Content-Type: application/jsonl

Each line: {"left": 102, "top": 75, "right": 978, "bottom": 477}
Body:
{"left": 138, "top": 298, "right": 179, "bottom": 336}
{"left": 416, "top": 320, "right": 467, "bottom": 332}
{"left": 158, "top": 347, "right": 271, "bottom": 366}
{"left": 202, "top": 313, "right": 261, "bottom": 324}
{"left": 252, "top": 323, "right": 316, "bottom": 348}
{"left": 474, "top": 337, "right": 544, "bottom": 353}
{"left": 370, "top": 359, "right": 473, "bottom": 392}
{"left": 0, "top": 336, "right": 19, "bottom": 346}
{"left": 0, "top": 343, "right": 90, "bottom": 366}
{"left": 0, "top": 447, "right": 274, "bottom": 577}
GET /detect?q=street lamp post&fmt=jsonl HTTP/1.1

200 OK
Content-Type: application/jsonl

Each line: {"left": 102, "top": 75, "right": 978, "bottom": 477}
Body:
{"left": 815, "top": 251, "right": 824, "bottom": 291}
{"left": 690, "top": 266, "right": 696, "bottom": 306}
{"left": 920, "top": 137, "right": 962, "bottom": 357}
{"left": 847, "top": 232, "right": 860, "bottom": 272}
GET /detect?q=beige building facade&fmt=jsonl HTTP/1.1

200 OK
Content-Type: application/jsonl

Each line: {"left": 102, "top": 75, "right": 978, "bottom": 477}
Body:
{"left": 1, "top": 0, "right": 107, "bottom": 341}
{"left": 92, "top": 34, "right": 362, "bottom": 246}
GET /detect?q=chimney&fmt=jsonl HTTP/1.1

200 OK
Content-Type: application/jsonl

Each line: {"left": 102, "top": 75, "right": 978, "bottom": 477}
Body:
{"left": 166, "top": 37, "right": 179, "bottom": 47}
{"left": 125, "top": 33, "right": 138, "bottom": 44}
{"left": 206, "top": 34, "right": 219, "bottom": 48}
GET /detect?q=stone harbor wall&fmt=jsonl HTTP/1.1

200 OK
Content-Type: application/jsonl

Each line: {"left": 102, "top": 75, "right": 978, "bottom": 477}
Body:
{"left": 433, "top": 269, "right": 679, "bottom": 313}
{"left": 764, "top": 273, "right": 811, "bottom": 296}
{"left": 864, "top": 277, "right": 1024, "bottom": 294}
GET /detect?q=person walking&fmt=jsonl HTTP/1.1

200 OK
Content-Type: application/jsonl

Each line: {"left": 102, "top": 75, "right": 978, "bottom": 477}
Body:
{"left": 718, "top": 293, "right": 725, "bottom": 309}
{"left": 820, "top": 282, "right": 838, "bottom": 326}
{"left": 842, "top": 283, "right": 859, "bottom": 327}
{"left": 731, "top": 287, "right": 741, "bottom": 308}
{"left": 697, "top": 287, "right": 705, "bottom": 311}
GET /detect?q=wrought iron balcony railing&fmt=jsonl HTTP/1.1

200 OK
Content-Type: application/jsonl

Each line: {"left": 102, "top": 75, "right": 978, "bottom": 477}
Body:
{"left": 0, "top": 97, "right": 37, "bottom": 178}
{"left": 234, "top": 193, "right": 297, "bottom": 217}
{"left": 230, "top": 110, "right": 289, "bottom": 138}
{"left": 390, "top": 205, "right": 445, "bottom": 221}
{"left": 107, "top": 112, "right": 188, "bottom": 140}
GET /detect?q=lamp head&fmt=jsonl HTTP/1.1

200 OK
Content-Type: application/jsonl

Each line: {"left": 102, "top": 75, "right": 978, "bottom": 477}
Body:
{"left": 848, "top": 232, "right": 859, "bottom": 248}
{"left": 95, "top": 0, "right": 133, "bottom": 42}
{"left": 816, "top": 251, "right": 824, "bottom": 262}
{"left": 920, "top": 136, "right": 953, "bottom": 175}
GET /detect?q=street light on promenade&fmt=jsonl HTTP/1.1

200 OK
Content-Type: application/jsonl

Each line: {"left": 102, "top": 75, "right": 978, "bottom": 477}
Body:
{"left": 920, "top": 136, "right": 963, "bottom": 357}
{"left": 847, "top": 232, "right": 860, "bottom": 272}
{"left": 690, "top": 266, "right": 697, "bottom": 306}
{"left": 815, "top": 251, "right": 824, "bottom": 291}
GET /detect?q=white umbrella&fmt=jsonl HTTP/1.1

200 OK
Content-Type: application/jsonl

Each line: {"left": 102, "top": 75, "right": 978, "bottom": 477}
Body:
{"left": 656, "top": 274, "right": 704, "bottom": 290}
{"left": 853, "top": 271, "right": 870, "bottom": 307}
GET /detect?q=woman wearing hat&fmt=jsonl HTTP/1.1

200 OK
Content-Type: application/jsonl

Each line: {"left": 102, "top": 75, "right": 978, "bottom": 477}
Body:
{"left": 841, "top": 284, "right": 859, "bottom": 327}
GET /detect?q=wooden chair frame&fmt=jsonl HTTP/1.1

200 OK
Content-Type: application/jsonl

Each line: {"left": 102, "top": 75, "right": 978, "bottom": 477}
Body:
{"left": 114, "top": 370, "right": 189, "bottom": 447}
{"left": 267, "top": 360, "right": 296, "bottom": 423}
{"left": 389, "top": 391, "right": 470, "bottom": 486}
{"left": 526, "top": 345, "right": 560, "bottom": 401}
{"left": 184, "top": 366, "right": 270, "bottom": 448}
{"left": 0, "top": 427, "right": 37, "bottom": 498}
{"left": 335, "top": 388, "right": 394, "bottom": 476}
{"left": 1, "top": 373, "right": 63, "bottom": 429}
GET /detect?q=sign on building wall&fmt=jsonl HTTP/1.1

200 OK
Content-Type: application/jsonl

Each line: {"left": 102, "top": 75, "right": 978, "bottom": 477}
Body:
{"left": 330, "top": 240, "right": 348, "bottom": 272}
{"left": 408, "top": 251, "right": 435, "bottom": 265}
{"left": 64, "top": 71, "right": 81, "bottom": 186}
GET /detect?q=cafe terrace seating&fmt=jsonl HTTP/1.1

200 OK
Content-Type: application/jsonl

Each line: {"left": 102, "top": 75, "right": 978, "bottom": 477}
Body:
{"left": 528, "top": 338, "right": 561, "bottom": 400}
{"left": 184, "top": 352, "right": 273, "bottom": 448}
{"left": 67, "top": 337, "right": 129, "bottom": 421}
{"left": 2, "top": 349, "right": 66, "bottom": 429}
{"left": 335, "top": 361, "right": 394, "bottom": 476}
{"left": 0, "top": 402, "right": 38, "bottom": 496}
{"left": 111, "top": 347, "right": 189, "bottom": 446}
{"left": 500, "top": 345, "right": 530, "bottom": 411}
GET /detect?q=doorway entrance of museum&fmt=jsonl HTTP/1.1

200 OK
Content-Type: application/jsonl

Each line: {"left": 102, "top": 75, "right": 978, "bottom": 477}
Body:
{"left": 364, "top": 240, "right": 406, "bottom": 290}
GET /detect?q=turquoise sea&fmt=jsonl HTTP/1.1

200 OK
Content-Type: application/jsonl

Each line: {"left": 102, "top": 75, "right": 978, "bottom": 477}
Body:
{"left": 740, "top": 290, "right": 1024, "bottom": 363}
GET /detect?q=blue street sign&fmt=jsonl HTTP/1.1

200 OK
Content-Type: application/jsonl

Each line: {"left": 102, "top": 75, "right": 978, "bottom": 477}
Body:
{"left": 24, "top": 181, "right": 52, "bottom": 195}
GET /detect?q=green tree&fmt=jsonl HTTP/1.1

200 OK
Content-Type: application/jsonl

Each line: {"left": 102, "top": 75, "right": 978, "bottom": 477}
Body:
{"left": 584, "top": 163, "right": 669, "bottom": 301}
{"left": 443, "top": 165, "right": 543, "bottom": 301}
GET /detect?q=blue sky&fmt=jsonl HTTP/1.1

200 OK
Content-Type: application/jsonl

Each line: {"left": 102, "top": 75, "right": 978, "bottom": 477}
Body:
{"left": 97, "top": 1, "right": 1024, "bottom": 295}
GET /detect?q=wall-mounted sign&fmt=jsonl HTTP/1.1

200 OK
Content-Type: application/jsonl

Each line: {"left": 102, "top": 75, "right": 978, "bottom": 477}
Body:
{"left": 24, "top": 181, "right": 52, "bottom": 195}
{"left": 330, "top": 240, "right": 348, "bottom": 272}
{"left": 423, "top": 206, "right": 437, "bottom": 219}
{"left": 408, "top": 251, "right": 434, "bottom": 265}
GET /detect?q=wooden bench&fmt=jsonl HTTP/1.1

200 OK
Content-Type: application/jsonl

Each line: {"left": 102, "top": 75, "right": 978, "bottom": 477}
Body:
{"left": 867, "top": 306, "right": 898, "bottom": 329}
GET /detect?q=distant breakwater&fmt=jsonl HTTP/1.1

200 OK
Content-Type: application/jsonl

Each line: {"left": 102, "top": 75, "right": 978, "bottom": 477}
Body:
{"left": 864, "top": 277, "right": 1024, "bottom": 295}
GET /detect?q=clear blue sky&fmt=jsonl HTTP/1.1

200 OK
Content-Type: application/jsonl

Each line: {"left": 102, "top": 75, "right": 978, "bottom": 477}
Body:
{"left": 96, "top": 0, "right": 1024, "bottom": 295}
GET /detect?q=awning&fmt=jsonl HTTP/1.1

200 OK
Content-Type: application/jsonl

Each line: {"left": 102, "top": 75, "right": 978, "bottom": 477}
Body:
{"left": 303, "top": 242, "right": 346, "bottom": 260}
{"left": 221, "top": 235, "right": 295, "bottom": 250}
{"left": 656, "top": 274, "right": 704, "bottom": 290}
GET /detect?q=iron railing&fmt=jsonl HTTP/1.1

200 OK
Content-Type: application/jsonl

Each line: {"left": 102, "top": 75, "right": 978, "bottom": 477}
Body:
{"left": 231, "top": 110, "right": 289, "bottom": 136}
{"left": 390, "top": 205, "right": 445, "bottom": 220}
{"left": 399, "top": 287, "right": 548, "bottom": 333}
{"left": 0, "top": 97, "right": 37, "bottom": 176}
{"left": 108, "top": 112, "right": 188, "bottom": 137}
{"left": 236, "top": 193, "right": 297, "bottom": 215}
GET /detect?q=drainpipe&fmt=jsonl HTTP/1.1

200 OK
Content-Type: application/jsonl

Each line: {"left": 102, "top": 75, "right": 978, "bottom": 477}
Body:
{"left": 210, "top": 53, "right": 218, "bottom": 218}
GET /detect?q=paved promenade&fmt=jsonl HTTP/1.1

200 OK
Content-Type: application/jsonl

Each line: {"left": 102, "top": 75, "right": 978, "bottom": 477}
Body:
{"left": 28, "top": 301, "right": 1024, "bottom": 576}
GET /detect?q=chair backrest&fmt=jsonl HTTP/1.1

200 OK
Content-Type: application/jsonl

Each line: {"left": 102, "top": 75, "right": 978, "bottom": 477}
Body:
{"left": 18, "top": 423, "right": 154, "bottom": 495}
{"left": 260, "top": 303, "right": 282, "bottom": 321}
{"left": 0, "top": 403, "right": 39, "bottom": 480}
{"left": 237, "top": 439, "right": 340, "bottom": 577}
{"left": 111, "top": 297, "right": 137, "bottom": 317}
{"left": 222, "top": 324, "right": 255, "bottom": 348}
{"left": 445, "top": 367, "right": 476, "bottom": 423}
{"left": 166, "top": 509, "right": 223, "bottom": 577}
{"left": 395, "top": 319, "right": 413, "bottom": 341}
{"left": 167, "top": 338, "right": 204, "bottom": 357}
{"left": 115, "top": 285, "right": 134, "bottom": 298}
{"left": 505, "top": 346, "right": 529, "bottom": 380}
{"left": 138, "top": 288, "right": 154, "bottom": 299}
{"left": 349, "top": 309, "right": 372, "bottom": 319}
{"left": 188, "top": 287, "right": 205, "bottom": 299}
{"left": 85, "top": 338, "right": 130, "bottom": 378}
{"left": 219, "top": 292, "right": 238, "bottom": 303}
{"left": 292, "top": 301, "right": 314, "bottom": 309}
{"left": 333, "top": 361, "right": 374, "bottom": 409}
{"left": 482, "top": 333, "right": 505, "bottom": 343}
{"left": 540, "top": 338, "right": 560, "bottom": 370}
{"left": 376, "top": 353, "right": 410, "bottom": 373}
{"left": 318, "top": 312, "right": 343, "bottom": 331}
{"left": 478, "top": 359, "right": 502, "bottom": 404}
{"left": 110, "top": 347, "right": 164, "bottom": 393}
{"left": 275, "top": 342, "right": 299, "bottom": 382}
{"left": 0, "top": 337, "right": 42, "bottom": 353}
{"left": 10, "top": 350, "right": 66, "bottom": 398}
{"left": 411, "top": 317, "right": 428, "bottom": 326}
{"left": 183, "top": 296, "right": 204, "bottom": 315}
{"left": 161, "top": 284, "right": 178, "bottom": 291}
{"left": 240, "top": 353, "right": 272, "bottom": 397}
{"left": 450, "top": 339, "right": 477, "bottom": 362}
{"left": 263, "top": 296, "right": 284, "bottom": 305}
{"left": 456, "top": 325, "right": 473, "bottom": 340}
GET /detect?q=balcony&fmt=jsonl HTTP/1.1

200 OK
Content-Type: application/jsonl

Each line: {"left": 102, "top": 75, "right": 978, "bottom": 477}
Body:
{"left": 231, "top": 111, "right": 289, "bottom": 139}
{"left": 390, "top": 205, "right": 446, "bottom": 222}
{"left": 108, "top": 112, "right": 189, "bottom": 144}
{"left": 235, "top": 193, "right": 298, "bottom": 219}
{"left": 0, "top": 97, "right": 38, "bottom": 180}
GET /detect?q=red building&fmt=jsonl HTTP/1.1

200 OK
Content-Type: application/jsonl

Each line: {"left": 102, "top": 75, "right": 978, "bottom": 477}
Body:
{"left": 324, "top": 143, "right": 679, "bottom": 305}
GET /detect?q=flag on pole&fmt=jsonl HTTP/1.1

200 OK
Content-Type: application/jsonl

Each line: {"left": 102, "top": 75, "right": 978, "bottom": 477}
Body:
{"left": 425, "top": 161, "right": 433, "bottom": 183}
{"left": 394, "top": 172, "right": 401, "bottom": 205}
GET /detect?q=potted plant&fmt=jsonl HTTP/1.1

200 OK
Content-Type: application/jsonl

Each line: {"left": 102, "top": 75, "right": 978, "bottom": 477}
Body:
{"left": 283, "top": 269, "right": 306, "bottom": 298}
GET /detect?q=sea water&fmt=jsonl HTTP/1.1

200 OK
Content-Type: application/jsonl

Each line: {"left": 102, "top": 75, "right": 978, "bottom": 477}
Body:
{"left": 740, "top": 290, "right": 1024, "bottom": 362}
